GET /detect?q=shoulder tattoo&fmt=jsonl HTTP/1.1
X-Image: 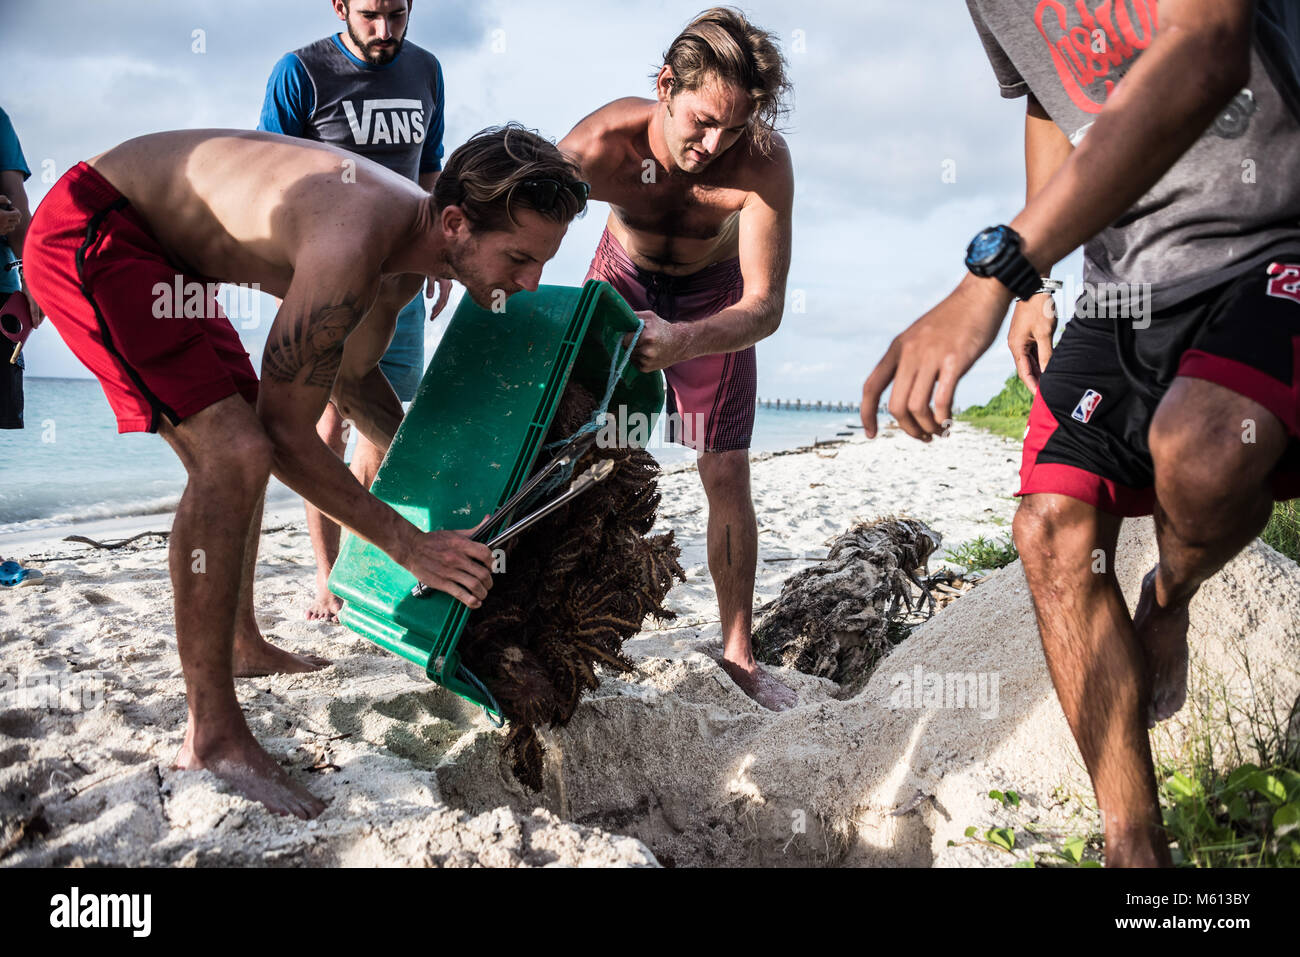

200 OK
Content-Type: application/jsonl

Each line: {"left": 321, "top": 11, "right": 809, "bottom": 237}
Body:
{"left": 262, "top": 298, "right": 359, "bottom": 388}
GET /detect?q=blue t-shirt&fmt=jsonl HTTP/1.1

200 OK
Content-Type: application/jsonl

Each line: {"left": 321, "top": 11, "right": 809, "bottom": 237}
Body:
{"left": 0, "top": 106, "right": 29, "bottom": 294}
{"left": 257, "top": 34, "right": 445, "bottom": 180}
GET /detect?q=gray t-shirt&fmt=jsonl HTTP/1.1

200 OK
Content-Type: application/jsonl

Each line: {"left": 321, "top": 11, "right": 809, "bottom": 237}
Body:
{"left": 967, "top": 0, "right": 1300, "bottom": 308}
{"left": 260, "top": 35, "right": 445, "bottom": 182}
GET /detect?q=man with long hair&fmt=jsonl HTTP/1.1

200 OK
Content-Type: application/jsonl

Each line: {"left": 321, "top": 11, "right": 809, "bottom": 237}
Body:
{"left": 561, "top": 7, "right": 797, "bottom": 710}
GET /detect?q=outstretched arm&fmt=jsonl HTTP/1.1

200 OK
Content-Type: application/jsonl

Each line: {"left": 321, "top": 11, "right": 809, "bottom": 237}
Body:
{"left": 863, "top": 0, "right": 1257, "bottom": 440}
{"left": 630, "top": 143, "right": 794, "bottom": 371}
{"left": 258, "top": 254, "right": 493, "bottom": 607}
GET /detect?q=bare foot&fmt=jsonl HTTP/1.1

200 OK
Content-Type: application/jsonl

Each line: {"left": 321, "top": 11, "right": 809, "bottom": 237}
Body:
{"left": 307, "top": 581, "right": 344, "bottom": 623}
{"left": 720, "top": 658, "right": 798, "bottom": 712}
{"left": 233, "top": 634, "right": 331, "bottom": 678}
{"left": 1133, "top": 567, "right": 1190, "bottom": 727}
{"left": 175, "top": 733, "right": 325, "bottom": 819}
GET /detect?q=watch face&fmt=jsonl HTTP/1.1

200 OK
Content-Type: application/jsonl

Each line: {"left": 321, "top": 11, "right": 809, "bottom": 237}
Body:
{"left": 967, "top": 227, "right": 1007, "bottom": 267}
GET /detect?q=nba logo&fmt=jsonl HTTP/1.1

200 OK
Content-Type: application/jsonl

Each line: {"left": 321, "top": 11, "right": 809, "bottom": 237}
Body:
{"left": 1072, "top": 389, "right": 1103, "bottom": 423}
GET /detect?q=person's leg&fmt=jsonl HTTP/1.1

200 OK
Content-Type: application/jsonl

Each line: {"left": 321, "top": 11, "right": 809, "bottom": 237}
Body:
{"left": 1138, "top": 377, "right": 1288, "bottom": 722}
{"left": 697, "top": 449, "right": 796, "bottom": 711}
{"left": 232, "top": 484, "right": 331, "bottom": 675}
{"left": 349, "top": 429, "right": 387, "bottom": 489}
{"left": 1013, "top": 493, "right": 1166, "bottom": 866}
{"left": 160, "top": 394, "right": 325, "bottom": 819}
{"left": 304, "top": 401, "right": 349, "bottom": 621}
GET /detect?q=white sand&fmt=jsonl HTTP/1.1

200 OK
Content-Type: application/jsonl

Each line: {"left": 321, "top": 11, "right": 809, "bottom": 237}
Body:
{"left": 0, "top": 424, "right": 1029, "bottom": 866}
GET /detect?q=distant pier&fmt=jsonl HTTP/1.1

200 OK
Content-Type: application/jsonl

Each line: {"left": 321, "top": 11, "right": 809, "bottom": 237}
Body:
{"left": 757, "top": 398, "right": 861, "bottom": 412}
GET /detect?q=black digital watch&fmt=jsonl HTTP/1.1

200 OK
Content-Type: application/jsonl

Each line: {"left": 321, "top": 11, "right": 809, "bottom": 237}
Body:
{"left": 965, "top": 225, "right": 1041, "bottom": 301}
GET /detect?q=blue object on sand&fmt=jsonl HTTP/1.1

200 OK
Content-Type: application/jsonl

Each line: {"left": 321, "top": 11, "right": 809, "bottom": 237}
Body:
{"left": 0, "top": 559, "right": 41, "bottom": 587}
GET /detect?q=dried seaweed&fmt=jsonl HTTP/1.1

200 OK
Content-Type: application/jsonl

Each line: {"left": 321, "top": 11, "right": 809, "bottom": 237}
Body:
{"left": 459, "top": 384, "right": 686, "bottom": 789}
{"left": 753, "top": 518, "right": 942, "bottom": 696}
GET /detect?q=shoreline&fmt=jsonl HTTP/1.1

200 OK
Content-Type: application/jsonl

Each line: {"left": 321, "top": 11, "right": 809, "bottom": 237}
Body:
{"left": 0, "top": 421, "right": 1034, "bottom": 867}
{"left": 1, "top": 427, "right": 884, "bottom": 559}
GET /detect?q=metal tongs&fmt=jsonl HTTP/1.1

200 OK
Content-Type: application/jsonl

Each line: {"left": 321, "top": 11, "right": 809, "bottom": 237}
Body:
{"left": 411, "top": 431, "right": 609, "bottom": 599}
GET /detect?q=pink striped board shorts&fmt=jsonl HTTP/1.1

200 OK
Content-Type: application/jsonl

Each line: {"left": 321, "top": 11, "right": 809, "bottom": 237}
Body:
{"left": 584, "top": 228, "right": 757, "bottom": 453}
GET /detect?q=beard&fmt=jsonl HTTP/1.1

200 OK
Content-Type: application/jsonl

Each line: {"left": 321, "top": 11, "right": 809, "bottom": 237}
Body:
{"left": 346, "top": 23, "right": 405, "bottom": 65}
{"left": 447, "top": 239, "right": 508, "bottom": 310}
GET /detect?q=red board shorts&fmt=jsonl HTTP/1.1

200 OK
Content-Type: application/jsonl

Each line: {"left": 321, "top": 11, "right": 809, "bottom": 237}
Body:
{"left": 24, "top": 162, "right": 258, "bottom": 433}
{"left": 1018, "top": 255, "right": 1300, "bottom": 515}
{"left": 585, "top": 228, "right": 756, "bottom": 453}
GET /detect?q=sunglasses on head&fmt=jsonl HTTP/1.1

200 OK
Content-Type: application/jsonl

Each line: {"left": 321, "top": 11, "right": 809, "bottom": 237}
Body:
{"left": 516, "top": 178, "right": 591, "bottom": 215}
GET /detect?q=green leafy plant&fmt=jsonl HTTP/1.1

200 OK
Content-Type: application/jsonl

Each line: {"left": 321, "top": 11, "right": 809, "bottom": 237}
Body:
{"left": 944, "top": 535, "right": 1019, "bottom": 572}
{"left": 957, "top": 374, "right": 1032, "bottom": 441}
{"left": 1161, "top": 761, "right": 1300, "bottom": 867}
{"left": 1262, "top": 501, "right": 1300, "bottom": 564}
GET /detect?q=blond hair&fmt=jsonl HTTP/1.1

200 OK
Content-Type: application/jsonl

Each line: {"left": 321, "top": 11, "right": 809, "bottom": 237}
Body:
{"left": 660, "top": 7, "right": 791, "bottom": 154}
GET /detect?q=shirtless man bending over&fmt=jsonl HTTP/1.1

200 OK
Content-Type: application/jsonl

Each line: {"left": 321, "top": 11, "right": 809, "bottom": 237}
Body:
{"left": 24, "top": 125, "right": 588, "bottom": 817}
{"left": 560, "top": 7, "right": 797, "bottom": 710}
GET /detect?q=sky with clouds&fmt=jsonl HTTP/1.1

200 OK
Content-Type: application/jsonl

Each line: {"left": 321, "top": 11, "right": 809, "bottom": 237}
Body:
{"left": 2, "top": 0, "right": 1085, "bottom": 407}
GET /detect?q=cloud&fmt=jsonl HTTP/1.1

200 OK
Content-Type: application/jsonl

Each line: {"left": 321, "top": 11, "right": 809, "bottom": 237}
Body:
{"left": 4, "top": 0, "right": 1056, "bottom": 406}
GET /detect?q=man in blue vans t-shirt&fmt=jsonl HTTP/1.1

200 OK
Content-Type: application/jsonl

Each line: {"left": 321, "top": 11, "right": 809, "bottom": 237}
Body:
{"left": 259, "top": 0, "right": 450, "bottom": 622}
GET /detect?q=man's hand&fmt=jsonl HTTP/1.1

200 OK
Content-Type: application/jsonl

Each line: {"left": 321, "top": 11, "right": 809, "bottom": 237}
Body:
{"left": 21, "top": 278, "right": 43, "bottom": 329}
{"left": 1008, "top": 293, "right": 1057, "bottom": 394}
{"left": 0, "top": 197, "right": 18, "bottom": 236}
{"left": 861, "top": 275, "right": 1013, "bottom": 441}
{"left": 427, "top": 277, "right": 452, "bottom": 319}
{"left": 626, "top": 310, "right": 687, "bottom": 373}
{"left": 404, "top": 525, "right": 496, "bottom": 609}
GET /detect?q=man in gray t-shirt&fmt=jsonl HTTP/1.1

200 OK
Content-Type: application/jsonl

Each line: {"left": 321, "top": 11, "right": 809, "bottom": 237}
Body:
{"left": 259, "top": 0, "right": 451, "bottom": 623}
{"left": 862, "top": 1, "right": 1300, "bottom": 867}
{"left": 969, "top": 0, "right": 1300, "bottom": 305}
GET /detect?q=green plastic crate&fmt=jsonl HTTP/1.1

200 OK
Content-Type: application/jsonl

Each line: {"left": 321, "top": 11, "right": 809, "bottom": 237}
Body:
{"left": 328, "top": 280, "right": 664, "bottom": 721}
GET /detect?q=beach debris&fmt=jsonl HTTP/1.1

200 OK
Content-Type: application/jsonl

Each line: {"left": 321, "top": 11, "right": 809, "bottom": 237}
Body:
{"left": 0, "top": 560, "right": 44, "bottom": 588}
{"left": 61, "top": 531, "right": 169, "bottom": 550}
{"left": 458, "top": 383, "right": 686, "bottom": 790}
{"left": 753, "top": 517, "right": 942, "bottom": 696}
{"left": 0, "top": 781, "right": 47, "bottom": 860}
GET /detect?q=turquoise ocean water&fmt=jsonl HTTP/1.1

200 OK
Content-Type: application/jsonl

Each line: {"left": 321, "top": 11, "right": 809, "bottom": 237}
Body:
{"left": 0, "top": 377, "right": 862, "bottom": 535}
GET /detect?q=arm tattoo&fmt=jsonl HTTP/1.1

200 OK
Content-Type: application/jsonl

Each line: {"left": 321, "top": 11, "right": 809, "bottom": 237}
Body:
{"left": 262, "top": 298, "right": 358, "bottom": 388}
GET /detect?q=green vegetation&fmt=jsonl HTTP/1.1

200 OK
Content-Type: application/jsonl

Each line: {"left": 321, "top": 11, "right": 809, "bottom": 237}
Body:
{"left": 1262, "top": 501, "right": 1300, "bottom": 564}
{"left": 1153, "top": 658, "right": 1300, "bottom": 867}
{"left": 957, "top": 374, "right": 1033, "bottom": 440}
{"left": 1160, "top": 764, "right": 1300, "bottom": 867}
{"left": 943, "top": 534, "right": 1019, "bottom": 572}
{"left": 950, "top": 691, "right": 1300, "bottom": 868}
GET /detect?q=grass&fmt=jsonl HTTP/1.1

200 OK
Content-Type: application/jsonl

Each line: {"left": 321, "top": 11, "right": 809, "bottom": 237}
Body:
{"left": 957, "top": 374, "right": 1033, "bottom": 441}
{"left": 1153, "top": 653, "right": 1300, "bottom": 867}
{"left": 1262, "top": 501, "right": 1300, "bottom": 564}
{"left": 943, "top": 534, "right": 1018, "bottom": 572}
